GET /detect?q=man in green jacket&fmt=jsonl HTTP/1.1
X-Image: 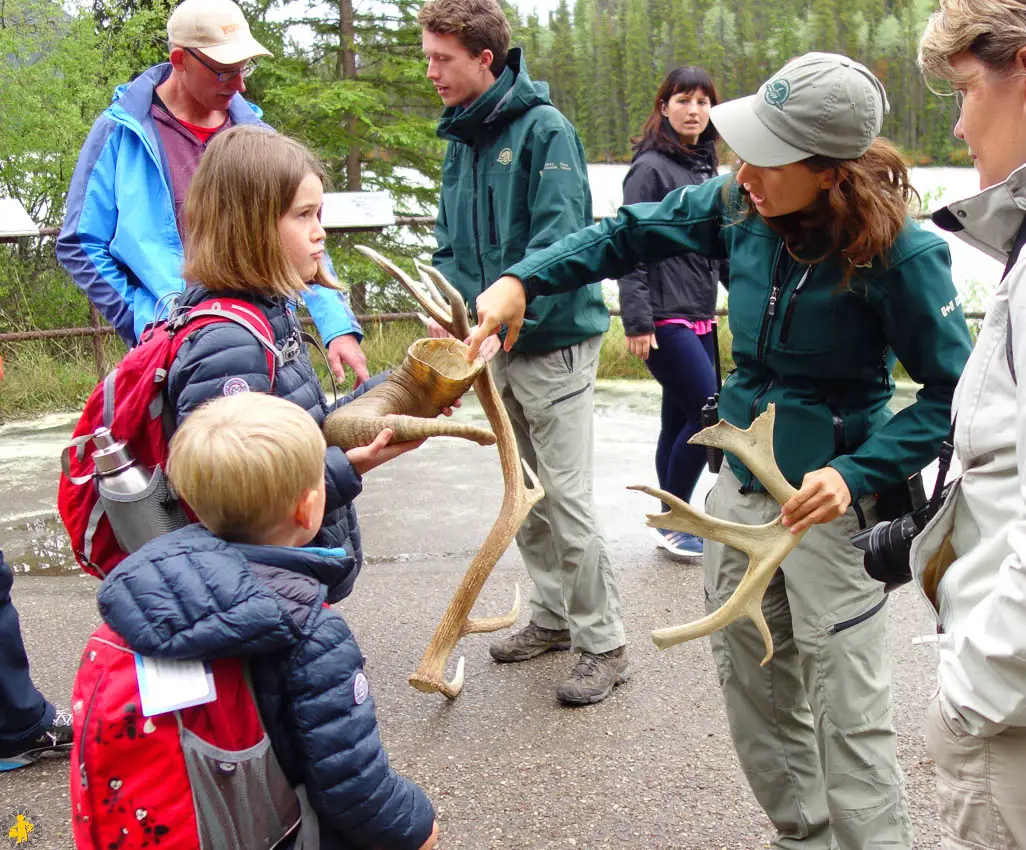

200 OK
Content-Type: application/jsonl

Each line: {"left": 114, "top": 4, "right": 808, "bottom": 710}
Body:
{"left": 419, "top": 0, "right": 627, "bottom": 706}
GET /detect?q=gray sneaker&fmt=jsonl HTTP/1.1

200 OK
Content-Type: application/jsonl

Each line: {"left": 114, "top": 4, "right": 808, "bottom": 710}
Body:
{"left": 556, "top": 646, "right": 631, "bottom": 706}
{"left": 489, "top": 621, "right": 572, "bottom": 663}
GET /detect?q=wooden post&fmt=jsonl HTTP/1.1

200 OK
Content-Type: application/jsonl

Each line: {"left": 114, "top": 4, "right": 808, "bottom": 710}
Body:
{"left": 89, "top": 303, "right": 106, "bottom": 379}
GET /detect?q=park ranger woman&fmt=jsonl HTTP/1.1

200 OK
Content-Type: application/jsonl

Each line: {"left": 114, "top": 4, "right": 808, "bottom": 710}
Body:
{"left": 468, "top": 53, "right": 973, "bottom": 850}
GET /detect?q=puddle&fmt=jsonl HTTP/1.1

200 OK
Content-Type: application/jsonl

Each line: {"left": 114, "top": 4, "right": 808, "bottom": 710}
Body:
{"left": 3, "top": 514, "right": 82, "bottom": 576}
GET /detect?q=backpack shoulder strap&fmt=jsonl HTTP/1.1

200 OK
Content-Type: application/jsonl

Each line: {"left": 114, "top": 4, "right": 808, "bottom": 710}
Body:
{"left": 169, "top": 299, "right": 282, "bottom": 386}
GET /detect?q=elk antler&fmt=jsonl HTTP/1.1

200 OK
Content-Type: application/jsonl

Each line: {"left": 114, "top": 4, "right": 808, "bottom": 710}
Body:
{"left": 356, "top": 246, "right": 544, "bottom": 698}
{"left": 629, "top": 405, "right": 802, "bottom": 665}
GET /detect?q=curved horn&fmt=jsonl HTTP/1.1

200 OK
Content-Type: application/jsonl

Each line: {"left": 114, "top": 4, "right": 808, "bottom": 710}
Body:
{"left": 323, "top": 338, "right": 491, "bottom": 450}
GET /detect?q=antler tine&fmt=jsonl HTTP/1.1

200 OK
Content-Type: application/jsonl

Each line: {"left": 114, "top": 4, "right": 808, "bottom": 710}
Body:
{"left": 638, "top": 404, "right": 805, "bottom": 665}
{"left": 464, "top": 583, "right": 522, "bottom": 634}
{"left": 410, "top": 262, "right": 450, "bottom": 312}
{"left": 694, "top": 407, "right": 796, "bottom": 505}
{"left": 416, "top": 261, "right": 472, "bottom": 341}
{"left": 355, "top": 245, "right": 454, "bottom": 331}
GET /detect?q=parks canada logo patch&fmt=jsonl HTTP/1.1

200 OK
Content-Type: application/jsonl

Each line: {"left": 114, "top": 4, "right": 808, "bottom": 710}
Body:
{"left": 6, "top": 807, "right": 39, "bottom": 847}
{"left": 764, "top": 79, "right": 791, "bottom": 109}
{"left": 497, "top": 148, "right": 513, "bottom": 166}
{"left": 222, "top": 376, "right": 250, "bottom": 396}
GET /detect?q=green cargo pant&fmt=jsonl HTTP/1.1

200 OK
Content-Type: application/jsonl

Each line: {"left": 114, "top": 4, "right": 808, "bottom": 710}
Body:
{"left": 490, "top": 335, "right": 625, "bottom": 654}
{"left": 704, "top": 465, "right": 912, "bottom": 850}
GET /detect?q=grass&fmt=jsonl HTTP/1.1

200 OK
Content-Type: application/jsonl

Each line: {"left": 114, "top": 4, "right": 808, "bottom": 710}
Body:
{"left": 3, "top": 317, "right": 933, "bottom": 423}
{"left": 0, "top": 337, "right": 127, "bottom": 421}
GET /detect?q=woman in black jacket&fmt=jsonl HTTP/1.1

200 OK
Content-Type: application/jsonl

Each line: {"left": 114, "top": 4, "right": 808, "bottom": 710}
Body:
{"left": 618, "top": 66, "right": 723, "bottom": 560}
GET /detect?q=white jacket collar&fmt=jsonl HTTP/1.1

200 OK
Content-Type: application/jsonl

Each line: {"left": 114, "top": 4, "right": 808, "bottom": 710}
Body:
{"left": 932, "top": 162, "right": 1026, "bottom": 263}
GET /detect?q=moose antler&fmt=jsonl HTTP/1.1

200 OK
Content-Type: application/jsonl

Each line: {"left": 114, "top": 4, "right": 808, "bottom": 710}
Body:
{"left": 356, "top": 246, "right": 544, "bottom": 698}
{"left": 630, "top": 405, "right": 803, "bottom": 664}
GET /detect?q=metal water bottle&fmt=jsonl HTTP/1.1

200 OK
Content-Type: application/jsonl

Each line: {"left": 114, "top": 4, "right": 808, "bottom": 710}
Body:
{"left": 89, "top": 428, "right": 151, "bottom": 496}
{"left": 88, "top": 427, "right": 188, "bottom": 554}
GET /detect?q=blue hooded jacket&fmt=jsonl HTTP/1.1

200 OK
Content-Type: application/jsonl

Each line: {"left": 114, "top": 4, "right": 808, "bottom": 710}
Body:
{"left": 97, "top": 524, "right": 435, "bottom": 850}
{"left": 56, "top": 63, "right": 361, "bottom": 346}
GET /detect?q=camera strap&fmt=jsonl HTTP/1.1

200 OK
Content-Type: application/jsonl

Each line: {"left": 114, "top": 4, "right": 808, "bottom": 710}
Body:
{"left": 1002, "top": 215, "right": 1026, "bottom": 384}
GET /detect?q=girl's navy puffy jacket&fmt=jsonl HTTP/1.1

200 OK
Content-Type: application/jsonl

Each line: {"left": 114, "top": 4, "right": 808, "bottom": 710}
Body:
{"left": 98, "top": 524, "right": 436, "bottom": 849}
{"left": 166, "top": 286, "right": 363, "bottom": 595}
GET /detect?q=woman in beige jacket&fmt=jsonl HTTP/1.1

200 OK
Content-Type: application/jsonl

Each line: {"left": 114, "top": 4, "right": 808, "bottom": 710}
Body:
{"left": 916, "top": 4, "right": 1026, "bottom": 847}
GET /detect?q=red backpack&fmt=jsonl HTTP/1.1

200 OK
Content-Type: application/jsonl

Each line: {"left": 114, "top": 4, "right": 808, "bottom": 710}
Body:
{"left": 58, "top": 299, "right": 281, "bottom": 578}
{"left": 71, "top": 625, "right": 302, "bottom": 850}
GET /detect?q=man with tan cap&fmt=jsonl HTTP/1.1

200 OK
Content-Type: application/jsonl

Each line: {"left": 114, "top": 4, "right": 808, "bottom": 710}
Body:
{"left": 58, "top": 0, "right": 369, "bottom": 385}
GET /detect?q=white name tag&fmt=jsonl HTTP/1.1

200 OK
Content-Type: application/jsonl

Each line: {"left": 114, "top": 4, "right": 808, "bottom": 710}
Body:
{"left": 135, "top": 655, "right": 217, "bottom": 717}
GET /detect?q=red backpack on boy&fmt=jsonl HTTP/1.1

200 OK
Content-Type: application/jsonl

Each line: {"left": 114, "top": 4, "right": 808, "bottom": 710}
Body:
{"left": 71, "top": 624, "right": 303, "bottom": 850}
{"left": 58, "top": 299, "right": 281, "bottom": 578}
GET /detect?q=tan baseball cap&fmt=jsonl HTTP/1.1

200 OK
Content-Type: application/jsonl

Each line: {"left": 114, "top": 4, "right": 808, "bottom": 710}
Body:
{"left": 167, "top": 0, "right": 272, "bottom": 66}
{"left": 710, "top": 53, "right": 889, "bottom": 167}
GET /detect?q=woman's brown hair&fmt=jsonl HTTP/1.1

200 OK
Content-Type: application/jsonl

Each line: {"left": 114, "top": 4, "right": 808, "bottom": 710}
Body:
{"left": 736, "top": 138, "right": 917, "bottom": 287}
{"left": 632, "top": 65, "right": 720, "bottom": 165}
{"left": 183, "top": 126, "right": 342, "bottom": 297}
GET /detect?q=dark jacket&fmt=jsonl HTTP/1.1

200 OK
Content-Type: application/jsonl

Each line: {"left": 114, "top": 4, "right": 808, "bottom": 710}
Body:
{"left": 617, "top": 143, "right": 721, "bottom": 334}
{"left": 166, "top": 286, "right": 362, "bottom": 575}
{"left": 432, "top": 48, "right": 609, "bottom": 354}
{"left": 506, "top": 173, "right": 973, "bottom": 501}
{"left": 98, "top": 524, "right": 435, "bottom": 850}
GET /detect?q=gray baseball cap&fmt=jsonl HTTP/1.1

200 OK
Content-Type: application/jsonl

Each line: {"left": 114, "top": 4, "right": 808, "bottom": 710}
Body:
{"left": 710, "top": 53, "right": 890, "bottom": 167}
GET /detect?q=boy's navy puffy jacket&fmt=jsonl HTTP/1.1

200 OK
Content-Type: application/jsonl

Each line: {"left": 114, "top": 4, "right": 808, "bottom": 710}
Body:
{"left": 167, "top": 286, "right": 362, "bottom": 575}
{"left": 98, "top": 524, "right": 436, "bottom": 850}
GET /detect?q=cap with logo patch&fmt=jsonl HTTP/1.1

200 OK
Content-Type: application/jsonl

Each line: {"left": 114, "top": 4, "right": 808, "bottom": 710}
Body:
{"left": 167, "top": 0, "right": 272, "bottom": 66}
{"left": 709, "top": 52, "right": 889, "bottom": 167}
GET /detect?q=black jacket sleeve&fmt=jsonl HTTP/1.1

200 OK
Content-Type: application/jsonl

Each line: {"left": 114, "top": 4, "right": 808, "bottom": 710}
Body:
{"left": 616, "top": 159, "right": 666, "bottom": 336}
{"left": 287, "top": 608, "right": 435, "bottom": 849}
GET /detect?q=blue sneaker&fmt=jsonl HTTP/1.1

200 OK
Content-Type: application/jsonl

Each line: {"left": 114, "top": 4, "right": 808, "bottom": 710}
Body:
{"left": 651, "top": 527, "right": 703, "bottom": 561}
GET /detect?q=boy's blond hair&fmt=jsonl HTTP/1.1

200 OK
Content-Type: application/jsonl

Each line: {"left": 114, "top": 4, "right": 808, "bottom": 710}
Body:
{"left": 919, "top": 0, "right": 1026, "bottom": 83}
{"left": 183, "top": 126, "right": 343, "bottom": 298}
{"left": 168, "top": 393, "right": 326, "bottom": 543}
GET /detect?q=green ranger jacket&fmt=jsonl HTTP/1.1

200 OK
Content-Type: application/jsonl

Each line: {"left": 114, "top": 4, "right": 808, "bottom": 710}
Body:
{"left": 432, "top": 49, "right": 609, "bottom": 354}
{"left": 506, "top": 174, "right": 973, "bottom": 501}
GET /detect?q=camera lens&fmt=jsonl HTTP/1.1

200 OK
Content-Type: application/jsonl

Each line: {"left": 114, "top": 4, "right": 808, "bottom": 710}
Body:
{"left": 851, "top": 516, "right": 917, "bottom": 589}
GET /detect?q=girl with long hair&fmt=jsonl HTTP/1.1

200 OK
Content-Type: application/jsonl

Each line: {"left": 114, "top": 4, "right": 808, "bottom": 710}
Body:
{"left": 618, "top": 66, "right": 723, "bottom": 560}
{"left": 469, "top": 53, "right": 973, "bottom": 849}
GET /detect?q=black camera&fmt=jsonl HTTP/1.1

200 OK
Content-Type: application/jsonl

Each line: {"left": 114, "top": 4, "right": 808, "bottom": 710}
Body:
{"left": 700, "top": 393, "right": 722, "bottom": 473}
{"left": 851, "top": 436, "right": 953, "bottom": 593}
{"left": 851, "top": 499, "right": 930, "bottom": 592}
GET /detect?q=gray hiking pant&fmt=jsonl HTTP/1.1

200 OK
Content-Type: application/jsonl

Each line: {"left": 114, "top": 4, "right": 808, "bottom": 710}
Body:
{"left": 490, "top": 335, "right": 625, "bottom": 654}
{"left": 703, "top": 465, "right": 912, "bottom": 850}
{"left": 927, "top": 694, "right": 1026, "bottom": 849}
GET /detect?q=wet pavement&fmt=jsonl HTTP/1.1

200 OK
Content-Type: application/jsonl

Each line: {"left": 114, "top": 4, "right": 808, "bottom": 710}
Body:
{"left": 0, "top": 380, "right": 943, "bottom": 849}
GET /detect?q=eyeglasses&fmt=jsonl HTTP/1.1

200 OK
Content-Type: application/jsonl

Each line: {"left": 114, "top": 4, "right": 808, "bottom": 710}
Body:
{"left": 953, "top": 90, "right": 965, "bottom": 113}
{"left": 186, "top": 48, "right": 257, "bottom": 83}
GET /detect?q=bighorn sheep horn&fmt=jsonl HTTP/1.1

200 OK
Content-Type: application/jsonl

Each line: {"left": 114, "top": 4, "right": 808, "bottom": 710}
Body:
{"left": 356, "top": 245, "right": 544, "bottom": 698}
{"left": 629, "top": 404, "right": 803, "bottom": 665}
{"left": 322, "top": 337, "right": 496, "bottom": 450}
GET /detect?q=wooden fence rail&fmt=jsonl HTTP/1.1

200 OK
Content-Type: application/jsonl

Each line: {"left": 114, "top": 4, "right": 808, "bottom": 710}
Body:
{"left": 1, "top": 212, "right": 987, "bottom": 381}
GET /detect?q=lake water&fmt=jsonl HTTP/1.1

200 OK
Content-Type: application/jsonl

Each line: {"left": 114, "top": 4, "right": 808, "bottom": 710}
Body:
{"left": 582, "top": 164, "right": 1000, "bottom": 313}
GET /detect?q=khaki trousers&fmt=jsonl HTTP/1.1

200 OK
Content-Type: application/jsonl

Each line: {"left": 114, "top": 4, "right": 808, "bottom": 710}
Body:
{"left": 490, "top": 335, "right": 625, "bottom": 653}
{"left": 704, "top": 465, "right": 912, "bottom": 850}
{"left": 927, "top": 694, "right": 1026, "bottom": 849}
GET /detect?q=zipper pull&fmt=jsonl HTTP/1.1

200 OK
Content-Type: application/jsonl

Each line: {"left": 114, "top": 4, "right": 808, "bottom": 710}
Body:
{"left": 767, "top": 286, "right": 779, "bottom": 317}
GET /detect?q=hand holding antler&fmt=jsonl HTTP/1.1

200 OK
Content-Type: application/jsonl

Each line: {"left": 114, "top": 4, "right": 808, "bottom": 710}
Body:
{"left": 355, "top": 247, "right": 544, "bottom": 698}
{"left": 632, "top": 405, "right": 803, "bottom": 665}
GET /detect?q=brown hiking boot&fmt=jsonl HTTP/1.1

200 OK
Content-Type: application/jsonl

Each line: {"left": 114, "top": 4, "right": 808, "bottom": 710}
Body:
{"left": 489, "top": 621, "right": 572, "bottom": 663}
{"left": 556, "top": 646, "right": 631, "bottom": 706}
